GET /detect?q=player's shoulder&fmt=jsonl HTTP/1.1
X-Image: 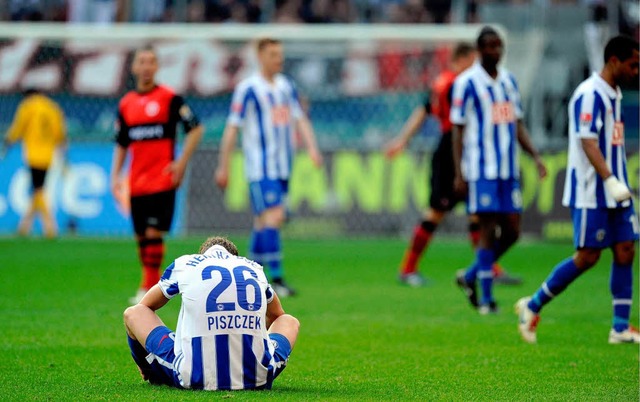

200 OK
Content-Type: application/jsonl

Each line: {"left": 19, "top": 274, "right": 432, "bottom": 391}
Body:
{"left": 454, "top": 65, "right": 476, "bottom": 86}
{"left": 155, "top": 84, "right": 178, "bottom": 97}
{"left": 118, "top": 90, "right": 139, "bottom": 108}
{"left": 275, "top": 73, "right": 296, "bottom": 89}
{"left": 235, "top": 74, "right": 260, "bottom": 92}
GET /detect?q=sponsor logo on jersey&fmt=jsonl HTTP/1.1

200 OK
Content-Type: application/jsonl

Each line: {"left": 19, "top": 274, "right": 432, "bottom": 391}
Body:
{"left": 612, "top": 122, "right": 624, "bottom": 146}
{"left": 579, "top": 112, "right": 593, "bottom": 130}
{"left": 271, "top": 106, "right": 290, "bottom": 126}
{"left": 491, "top": 102, "right": 515, "bottom": 124}
{"left": 129, "top": 125, "right": 164, "bottom": 140}
{"left": 179, "top": 105, "right": 193, "bottom": 121}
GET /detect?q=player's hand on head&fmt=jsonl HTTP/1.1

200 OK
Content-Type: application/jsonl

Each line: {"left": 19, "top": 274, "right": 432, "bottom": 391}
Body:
{"left": 604, "top": 176, "right": 633, "bottom": 202}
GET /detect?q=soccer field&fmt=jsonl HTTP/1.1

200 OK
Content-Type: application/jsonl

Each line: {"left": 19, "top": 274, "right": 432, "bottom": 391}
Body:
{"left": 1, "top": 236, "right": 638, "bottom": 401}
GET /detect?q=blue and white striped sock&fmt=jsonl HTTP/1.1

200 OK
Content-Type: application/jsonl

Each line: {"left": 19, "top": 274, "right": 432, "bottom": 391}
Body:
{"left": 610, "top": 262, "right": 633, "bottom": 332}
{"left": 528, "top": 257, "right": 582, "bottom": 313}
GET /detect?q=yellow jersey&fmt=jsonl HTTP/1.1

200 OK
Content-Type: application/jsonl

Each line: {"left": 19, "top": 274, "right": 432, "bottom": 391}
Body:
{"left": 6, "top": 94, "right": 66, "bottom": 169}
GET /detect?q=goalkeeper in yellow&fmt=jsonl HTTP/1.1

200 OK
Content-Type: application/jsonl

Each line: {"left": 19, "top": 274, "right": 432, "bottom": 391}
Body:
{"left": 2, "top": 89, "right": 66, "bottom": 238}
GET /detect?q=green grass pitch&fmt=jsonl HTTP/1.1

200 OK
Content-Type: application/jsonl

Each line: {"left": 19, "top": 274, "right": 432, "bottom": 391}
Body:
{"left": 1, "top": 236, "right": 638, "bottom": 401}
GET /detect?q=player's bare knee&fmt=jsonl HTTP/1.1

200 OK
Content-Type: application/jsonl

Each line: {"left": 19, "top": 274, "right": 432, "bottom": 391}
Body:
{"left": 123, "top": 306, "right": 137, "bottom": 327}
{"left": 613, "top": 242, "right": 636, "bottom": 265}
{"left": 575, "top": 249, "right": 601, "bottom": 269}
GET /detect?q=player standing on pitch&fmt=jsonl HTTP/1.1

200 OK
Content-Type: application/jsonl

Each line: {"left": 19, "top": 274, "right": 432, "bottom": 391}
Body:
{"left": 516, "top": 35, "right": 639, "bottom": 344}
{"left": 384, "top": 42, "right": 522, "bottom": 287}
{"left": 215, "top": 38, "right": 323, "bottom": 297}
{"left": 2, "top": 88, "right": 66, "bottom": 238}
{"left": 124, "top": 236, "right": 299, "bottom": 390}
{"left": 451, "top": 27, "right": 546, "bottom": 314}
{"left": 111, "top": 46, "right": 204, "bottom": 304}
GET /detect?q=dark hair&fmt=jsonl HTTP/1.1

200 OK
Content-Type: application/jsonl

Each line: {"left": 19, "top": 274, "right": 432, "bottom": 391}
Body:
{"left": 604, "top": 35, "right": 639, "bottom": 64}
{"left": 22, "top": 88, "right": 40, "bottom": 97}
{"left": 452, "top": 42, "right": 475, "bottom": 60}
{"left": 199, "top": 236, "right": 239, "bottom": 256}
{"left": 476, "top": 26, "right": 501, "bottom": 48}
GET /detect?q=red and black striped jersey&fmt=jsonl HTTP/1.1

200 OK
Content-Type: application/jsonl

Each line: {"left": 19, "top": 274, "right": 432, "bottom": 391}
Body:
{"left": 423, "top": 69, "right": 457, "bottom": 135}
{"left": 115, "top": 85, "right": 199, "bottom": 197}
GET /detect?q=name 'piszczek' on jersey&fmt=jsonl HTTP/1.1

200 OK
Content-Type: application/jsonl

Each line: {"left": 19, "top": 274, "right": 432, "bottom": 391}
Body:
{"left": 158, "top": 245, "right": 279, "bottom": 390}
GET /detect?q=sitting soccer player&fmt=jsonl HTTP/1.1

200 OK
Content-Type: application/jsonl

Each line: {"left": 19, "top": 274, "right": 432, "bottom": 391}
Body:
{"left": 123, "top": 236, "right": 300, "bottom": 390}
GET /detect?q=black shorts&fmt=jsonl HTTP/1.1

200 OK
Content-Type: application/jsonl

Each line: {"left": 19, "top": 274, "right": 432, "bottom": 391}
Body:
{"left": 130, "top": 190, "right": 176, "bottom": 236}
{"left": 30, "top": 167, "right": 47, "bottom": 190}
{"left": 429, "top": 134, "right": 462, "bottom": 211}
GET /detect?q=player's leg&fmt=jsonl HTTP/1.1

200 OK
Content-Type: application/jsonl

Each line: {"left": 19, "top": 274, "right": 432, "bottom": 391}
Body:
{"left": 129, "top": 191, "right": 173, "bottom": 303}
{"left": 398, "top": 136, "right": 455, "bottom": 286}
{"left": 267, "top": 314, "right": 299, "bottom": 384}
{"left": 398, "top": 208, "right": 447, "bottom": 286}
{"left": 18, "top": 167, "right": 45, "bottom": 236}
{"left": 249, "top": 180, "right": 292, "bottom": 295}
{"left": 123, "top": 304, "right": 177, "bottom": 385}
{"left": 608, "top": 205, "right": 639, "bottom": 343}
{"left": 516, "top": 207, "right": 605, "bottom": 343}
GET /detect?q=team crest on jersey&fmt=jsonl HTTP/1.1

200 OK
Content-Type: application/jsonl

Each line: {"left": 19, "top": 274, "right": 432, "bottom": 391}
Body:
{"left": 612, "top": 122, "right": 624, "bottom": 145}
{"left": 579, "top": 113, "right": 593, "bottom": 130}
{"left": 145, "top": 100, "right": 160, "bottom": 117}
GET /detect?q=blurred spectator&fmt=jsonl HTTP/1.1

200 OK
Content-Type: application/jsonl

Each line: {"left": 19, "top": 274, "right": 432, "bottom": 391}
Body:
{"left": 68, "top": 0, "right": 124, "bottom": 24}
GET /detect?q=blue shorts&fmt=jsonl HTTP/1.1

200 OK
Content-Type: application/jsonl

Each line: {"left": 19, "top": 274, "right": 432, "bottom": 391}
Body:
{"left": 249, "top": 179, "right": 289, "bottom": 215}
{"left": 572, "top": 206, "right": 639, "bottom": 249}
{"left": 129, "top": 326, "right": 292, "bottom": 390}
{"left": 467, "top": 178, "right": 522, "bottom": 214}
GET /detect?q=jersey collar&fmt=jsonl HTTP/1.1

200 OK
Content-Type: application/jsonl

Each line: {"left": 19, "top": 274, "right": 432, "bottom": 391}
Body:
{"left": 472, "top": 61, "right": 506, "bottom": 85}
{"left": 203, "top": 245, "right": 231, "bottom": 256}
{"left": 592, "top": 72, "right": 621, "bottom": 99}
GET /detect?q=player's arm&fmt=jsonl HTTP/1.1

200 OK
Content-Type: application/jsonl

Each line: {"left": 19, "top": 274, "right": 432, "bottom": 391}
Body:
{"left": 265, "top": 292, "right": 286, "bottom": 329}
{"left": 111, "top": 112, "right": 130, "bottom": 197}
{"left": 1, "top": 102, "right": 28, "bottom": 158}
{"left": 451, "top": 123, "right": 467, "bottom": 195}
{"left": 215, "top": 124, "right": 239, "bottom": 189}
{"left": 138, "top": 284, "right": 170, "bottom": 311}
{"left": 295, "top": 115, "right": 323, "bottom": 167}
{"left": 383, "top": 105, "right": 429, "bottom": 159}
{"left": 165, "top": 97, "right": 204, "bottom": 187}
{"left": 516, "top": 120, "right": 547, "bottom": 179}
{"left": 582, "top": 138, "right": 632, "bottom": 201}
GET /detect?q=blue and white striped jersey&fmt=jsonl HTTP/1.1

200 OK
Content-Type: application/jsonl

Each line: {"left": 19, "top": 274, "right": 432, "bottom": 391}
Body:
{"left": 158, "top": 245, "right": 278, "bottom": 390}
{"left": 563, "top": 72, "right": 630, "bottom": 209}
{"left": 450, "top": 62, "right": 524, "bottom": 181}
{"left": 227, "top": 73, "right": 303, "bottom": 182}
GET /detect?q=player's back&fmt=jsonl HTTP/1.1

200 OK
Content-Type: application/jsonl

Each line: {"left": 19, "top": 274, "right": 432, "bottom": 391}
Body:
{"left": 160, "top": 245, "right": 276, "bottom": 390}
{"left": 10, "top": 94, "right": 65, "bottom": 169}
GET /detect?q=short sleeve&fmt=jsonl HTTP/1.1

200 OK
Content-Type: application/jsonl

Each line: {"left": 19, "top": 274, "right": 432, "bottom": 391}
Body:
{"left": 158, "top": 261, "right": 180, "bottom": 299}
{"left": 227, "top": 83, "right": 251, "bottom": 127}
{"left": 508, "top": 75, "right": 524, "bottom": 119}
{"left": 114, "top": 111, "right": 130, "bottom": 147}
{"left": 170, "top": 95, "right": 200, "bottom": 133}
{"left": 422, "top": 91, "right": 432, "bottom": 114}
{"left": 572, "top": 91, "right": 603, "bottom": 140}
{"left": 265, "top": 284, "right": 275, "bottom": 304}
{"left": 450, "top": 77, "right": 470, "bottom": 125}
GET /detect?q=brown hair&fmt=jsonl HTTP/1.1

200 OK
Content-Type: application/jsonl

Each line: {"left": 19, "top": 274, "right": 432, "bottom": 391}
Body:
{"left": 452, "top": 42, "right": 475, "bottom": 60}
{"left": 199, "top": 236, "right": 239, "bottom": 256}
{"left": 256, "top": 37, "right": 281, "bottom": 53}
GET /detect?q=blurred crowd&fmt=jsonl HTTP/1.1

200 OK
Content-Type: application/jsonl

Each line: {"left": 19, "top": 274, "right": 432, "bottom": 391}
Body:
{"left": 0, "top": 0, "right": 587, "bottom": 24}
